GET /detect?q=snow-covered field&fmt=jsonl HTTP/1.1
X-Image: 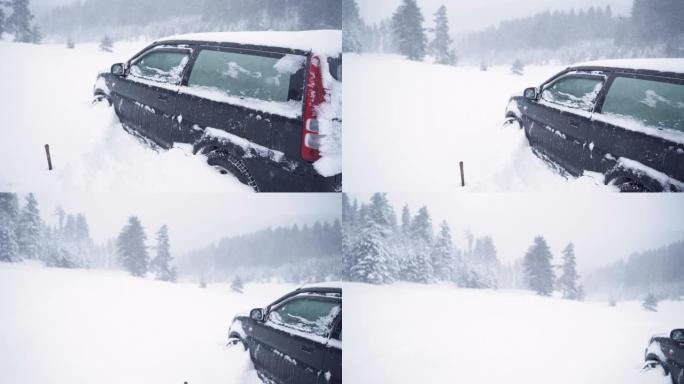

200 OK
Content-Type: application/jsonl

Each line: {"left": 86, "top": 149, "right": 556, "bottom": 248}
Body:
{"left": 0, "top": 41, "right": 249, "bottom": 192}
{"left": 0, "top": 262, "right": 295, "bottom": 384}
{"left": 343, "top": 54, "right": 616, "bottom": 192}
{"left": 344, "top": 283, "right": 682, "bottom": 384}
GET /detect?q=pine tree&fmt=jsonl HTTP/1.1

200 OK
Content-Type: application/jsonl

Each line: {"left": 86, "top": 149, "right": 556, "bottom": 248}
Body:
{"left": 480, "top": 61, "right": 488, "bottom": 71}
{"left": 642, "top": 293, "right": 658, "bottom": 312}
{"left": 523, "top": 236, "right": 555, "bottom": 296}
{"left": 429, "top": 5, "right": 455, "bottom": 65}
{"left": 468, "top": 236, "right": 498, "bottom": 288}
{"left": 116, "top": 216, "right": 149, "bottom": 277}
{"left": 7, "top": 0, "right": 37, "bottom": 43}
{"left": 400, "top": 205, "right": 411, "bottom": 234}
{"left": 231, "top": 275, "right": 244, "bottom": 293}
{"left": 150, "top": 224, "right": 176, "bottom": 282}
{"left": 392, "top": 0, "right": 427, "bottom": 61}
{"left": 511, "top": 59, "right": 524, "bottom": 75}
{"left": 17, "top": 193, "right": 42, "bottom": 259}
{"left": 558, "top": 243, "right": 581, "bottom": 300}
{"left": 408, "top": 206, "right": 434, "bottom": 283}
{"left": 66, "top": 36, "right": 75, "bottom": 49}
{"left": 0, "top": 6, "right": 5, "bottom": 36}
{"left": 100, "top": 35, "right": 113, "bottom": 52}
{"left": 342, "top": 0, "right": 364, "bottom": 53}
{"left": 350, "top": 215, "right": 392, "bottom": 284}
{"left": 431, "top": 220, "right": 453, "bottom": 281}
{"left": 0, "top": 193, "right": 20, "bottom": 262}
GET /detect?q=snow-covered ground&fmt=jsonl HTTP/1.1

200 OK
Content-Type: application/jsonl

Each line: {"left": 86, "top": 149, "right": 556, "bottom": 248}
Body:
{"left": 343, "top": 54, "right": 616, "bottom": 192}
{"left": 0, "top": 262, "right": 295, "bottom": 384}
{"left": 344, "top": 282, "right": 682, "bottom": 384}
{"left": 0, "top": 41, "right": 249, "bottom": 192}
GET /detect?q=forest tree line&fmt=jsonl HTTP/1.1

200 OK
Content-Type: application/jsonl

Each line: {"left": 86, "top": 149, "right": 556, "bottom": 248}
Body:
{"left": 342, "top": 193, "right": 584, "bottom": 300}
{"left": 343, "top": 0, "right": 684, "bottom": 65}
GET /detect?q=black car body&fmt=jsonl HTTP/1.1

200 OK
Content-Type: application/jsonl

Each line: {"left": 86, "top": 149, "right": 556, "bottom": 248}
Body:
{"left": 93, "top": 30, "right": 342, "bottom": 192}
{"left": 505, "top": 59, "right": 684, "bottom": 192}
{"left": 644, "top": 329, "right": 684, "bottom": 383}
{"left": 228, "top": 286, "right": 342, "bottom": 384}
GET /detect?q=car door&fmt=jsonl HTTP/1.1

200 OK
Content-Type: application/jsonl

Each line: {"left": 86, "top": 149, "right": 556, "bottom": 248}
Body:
{"left": 319, "top": 314, "right": 342, "bottom": 384}
{"left": 111, "top": 45, "right": 192, "bottom": 148}
{"left": 523, "top": 73, "right": 606, "bottom": 175}
{"left": 174, "top": 45, "right": 306, "bottom": 152}
{"left": 249, "top": 295, "right": 341, "bottom": 384}
{"left": 592, "top": 74, "right": 684, "bottom": 182}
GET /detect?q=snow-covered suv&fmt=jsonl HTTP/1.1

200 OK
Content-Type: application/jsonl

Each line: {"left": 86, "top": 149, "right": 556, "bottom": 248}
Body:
{"left": 644, "top": 329, "right": 684, "bottom": 383}
{"left": 506, "top": 59, "right": 684, "bottom": 192}
{"left": 93, "top": 30, "right": 341, "bottom": 192}
{"left": 228, "top": 286, "right": 341, "bottom": 384}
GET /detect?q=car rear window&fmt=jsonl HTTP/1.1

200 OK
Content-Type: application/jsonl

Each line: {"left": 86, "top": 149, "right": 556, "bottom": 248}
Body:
{"left": 187, "top": 50, "right": 305, "bottom": 102}
{"left": 600, "top": 76, "right": 684, "bottom": 132}
{"left": 542, "top": 75, "right": 603, "bottom": 111}
{"left": 268, "top": 297, "right": 340, "bottom": 337}
{"left": 130, "top": 50, "right": 190, "bottom": 84}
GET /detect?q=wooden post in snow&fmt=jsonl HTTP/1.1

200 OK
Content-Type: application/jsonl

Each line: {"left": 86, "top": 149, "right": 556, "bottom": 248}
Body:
{"left": 459, "top": 161, "right": 465, "bottom": 187}
{"left": 44, "top": 144, "right": 53, "bottom": 171}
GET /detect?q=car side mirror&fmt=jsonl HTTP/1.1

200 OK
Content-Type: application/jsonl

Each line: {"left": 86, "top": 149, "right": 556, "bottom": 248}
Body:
{"left": 250, "top": 308, "right": 265, "bottom": 322}
{"left": 671, "top": 329, "right": 684, "bottom": 342}
{"left": 524, "top": 87, "right": 538, "bottom": 100}
{"left": 111, "top": 63, "right": 125, "bottom": 76}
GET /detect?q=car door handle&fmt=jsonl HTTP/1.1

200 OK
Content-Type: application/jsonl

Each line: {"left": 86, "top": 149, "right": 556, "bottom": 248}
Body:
{"left": 157, "top": 94, "right": 168, "bottom": 102}
{"left": 301, "top": 345, "right": 313, "bottom": 354}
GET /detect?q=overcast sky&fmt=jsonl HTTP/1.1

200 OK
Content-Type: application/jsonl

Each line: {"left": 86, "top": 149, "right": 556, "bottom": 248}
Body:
{"left": 349, "top": 192, "right": 684, "bottom": 273}
{"left": 31, "top": 193, "right": 340, "bottom": 256}
{"left": 357, "top": 0, "right": 633, "bottom": 36}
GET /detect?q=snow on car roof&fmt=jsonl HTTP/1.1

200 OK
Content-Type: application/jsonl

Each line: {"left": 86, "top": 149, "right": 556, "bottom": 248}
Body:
{"left": 570, "top": 58, "right": 684, "bottom": 73}
{"left": 156, "top": 30, "right": 341, "bottom": 56}
{"left": 298, "top": 282, "right": 343, "bottom": 290}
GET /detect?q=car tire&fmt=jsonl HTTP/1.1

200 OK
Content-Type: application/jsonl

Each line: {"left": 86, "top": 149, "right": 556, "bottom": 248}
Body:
{"left": 503, "top": 116, "right": 522, "bottom": 130}
{"left": 206, "top": 151, "right": 260, "bottom": 192}
{"left": 608, "top": 177, "right": 648, "bottom": 192}
{"left": 92, "top": 92, "right": 111, "bottom": 106}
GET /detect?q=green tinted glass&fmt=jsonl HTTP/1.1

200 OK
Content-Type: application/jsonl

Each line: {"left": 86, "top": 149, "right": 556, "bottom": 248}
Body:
{"left": 601, "top": 77, "right": 684, "bottom": 132}
{"left": 542, "top": 76, "right": 603, "bottom": 111}
{"left": 130, "top": 51, "right": 189, "bottom": 84}
{"left": 269, "top": 298, "right": 340, "bottom": 337}
{"left": 188, "top": 50, "right": 300, "bottom": 102}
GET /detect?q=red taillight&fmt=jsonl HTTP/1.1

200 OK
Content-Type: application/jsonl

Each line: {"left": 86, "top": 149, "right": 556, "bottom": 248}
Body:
{"left": 301, "top": 55, "right": 326, "bottom": 162}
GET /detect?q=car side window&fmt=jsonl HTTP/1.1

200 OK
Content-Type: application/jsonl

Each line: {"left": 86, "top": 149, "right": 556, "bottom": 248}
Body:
{"left": 541, "top": 75, "right": 604, "bottom": 111}
{"left": 187, "top": 49, "right": 305, "bottom": 102}
{"left": 130, "top": 49, "right": 190, "bottom": 85}
{"left": 267, "top": 297, "right": 340, "bottom": 338}
{"left": 600, "top": 76, "right": 684, "bottom": 132}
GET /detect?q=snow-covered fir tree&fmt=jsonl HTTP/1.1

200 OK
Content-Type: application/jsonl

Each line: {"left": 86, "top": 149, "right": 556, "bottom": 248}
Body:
{"left": 116, "top": 216, "right": 149, "bottom": 277}
{"left": 231, "top": 275, "right": 244, "bottom": 293}
{"left": 523, "top": 236, "right": 555, "bottom": 296}
{"left": 642, "top": 293, "right": 659, "bottom": 312}
{"left": 99, "top": 35, "right": 113, "bottom": 52}
{"left": 342, "top": 0, "right": 364, "bottom": 53}
{"left": 6, "top": 0, "right": 39, "bottom": 43}
{"left": 480, "top": 61, "right": 488, "bottom": 71}
{"left": 511, "top": 59, "right": 525, "bottom": 75}
{"left": 429, "top": 5, "right": 455, "bottom": 65}
{"left": 350, "top": 215, "right": 392, "bottom": 284}
{"left": 407, "top": 206, "right": 434, "bottom": 283}
{"left": 17, "top": 193, "right": 42, "bottom": 259}
{"left": 0, "top": 193, "right": 20, "bottom": 263}
{"left": 66, "top": 36, "right": 75, "bottom": 49}
{"left": 150, "top": 224, "right": 176, "bottom": 282}
{"left": 466, "top": 236, "right": 498, "bottom": 288}
{"left": 431, "top": 220, "right": 454, "bottom": 281}
{"left": 558, "top": 243, "right": 581, "bottom": 300}
{"left": 0, "top": 6, "right": 5, "bottom": 36}
{"left": 392, "top": 0, "right": 427, "bottom": 61}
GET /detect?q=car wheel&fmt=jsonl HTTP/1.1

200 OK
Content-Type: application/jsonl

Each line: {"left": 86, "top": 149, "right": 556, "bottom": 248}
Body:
{"left": 92, "top": 92, "right": 111, "bottom": 106}
{"left": 503, "top": 116, "right": 522, "bottom": 130}
{"left": 206, "top": 151, "right": 259, "bottom": 192}
{"left": 609, "top": 178, "right": 648, "bottom": 192}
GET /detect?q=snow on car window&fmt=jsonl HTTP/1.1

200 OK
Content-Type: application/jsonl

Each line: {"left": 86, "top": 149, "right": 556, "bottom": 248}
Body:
{"left": 601, "top": 77, "right": 684, "bottom": 132}
{"left": 267, "top": 298, "right": 340, "bottom": 337}
{"left": 130, "top": 51, "right": 189, "bottom": 85}
{"left": 188, "top": 50, "right": 300, "bottom": 103}
{"left": 541, "top": 76, "right": 603, "bottom": 111}
{"left": 273, "top": 54, "right": 306, "bottom": 75}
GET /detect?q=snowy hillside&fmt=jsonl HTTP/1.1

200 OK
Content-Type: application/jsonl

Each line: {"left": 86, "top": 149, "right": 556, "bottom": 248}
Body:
{"left": 343, "top": 54, "right": 616, "bottom": 192}
{"left": 0, "top": 41, "right": 249, "bottom": 193}
{"left": 344, "top": 283, "right": 683, "bottom": 384}
{"left": 0, "top": 262, "right": 295, "bottom": 384}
